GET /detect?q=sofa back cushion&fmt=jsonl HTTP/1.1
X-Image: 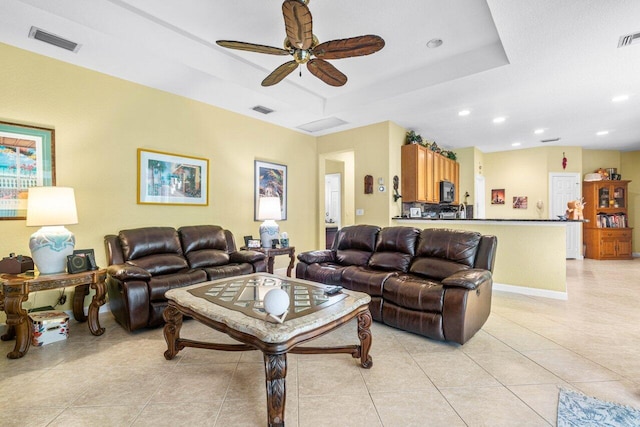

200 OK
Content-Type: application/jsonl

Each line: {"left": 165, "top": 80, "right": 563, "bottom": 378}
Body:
{"left": 178, "top": 225, "right": 230, "bottom": 268}
{"left": 118, "top": 227, "right": 188, "bottom": 276}
{"left": 334, "top": 225, "right": 381, "bottom": 266}
{"left": 410, "top": 229, "right": 482, "bottom": 280}
{"left": 368, "top": 227, "right": 420, "bottom": 272}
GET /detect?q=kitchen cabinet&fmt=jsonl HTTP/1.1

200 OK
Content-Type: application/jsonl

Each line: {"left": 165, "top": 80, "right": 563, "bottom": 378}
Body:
{"left": 401, "top": 144, "right": 459, "bottom": 204}
{"left": 582, "top": 180, "right": 632, "bottom": 260}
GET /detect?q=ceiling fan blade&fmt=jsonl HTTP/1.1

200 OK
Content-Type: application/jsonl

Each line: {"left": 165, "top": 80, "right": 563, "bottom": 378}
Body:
{"left": 314, "top": 35, "right": 385, "bottom": 59}
{"left": 307, "top": 59, "right": 347, "bottom": 87}
{"left": 282, "top": 0, "right": 313, "bottom": 50}
{"left": 216, "top": 40, "right": 290, "bottom": 56}
{"left": 262, "top": 61, "right": 299, "bottom": 86}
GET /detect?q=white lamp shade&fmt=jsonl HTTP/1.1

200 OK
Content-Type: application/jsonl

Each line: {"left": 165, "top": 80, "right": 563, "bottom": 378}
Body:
{"left": 257, "top": 197, "right": 282, "bottom": 221}
{"left": 26, "top": 187, "right": 78, "bottom": 226}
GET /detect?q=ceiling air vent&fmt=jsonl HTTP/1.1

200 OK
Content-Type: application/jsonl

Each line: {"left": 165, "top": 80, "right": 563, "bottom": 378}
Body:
{"left": 618, "top": 31, "right": 640, "bottom": 48}
{"left": 297, "top": 117, "right": 348, "bottom": 133}
{"left": 540, "top": 137, "right": 561, "bottom": 143}
{"left": 29, "top": 26, "right": 80, "bottom": 52}
{"left": 252, "top": 105, "right": 274, "bottom": 115}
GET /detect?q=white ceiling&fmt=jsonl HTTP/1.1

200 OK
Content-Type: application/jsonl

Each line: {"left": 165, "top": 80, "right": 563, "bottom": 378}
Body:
{"left": 1, "top": 0, "right": 639, "bottom": 153}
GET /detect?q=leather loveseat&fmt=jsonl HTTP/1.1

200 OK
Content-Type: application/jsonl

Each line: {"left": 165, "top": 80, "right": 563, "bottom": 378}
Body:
{"left": 104, "top": 225, "right": 266, "bottom": 331}
{"left": 296, "top": 225, "right": 497, "bottom": 344}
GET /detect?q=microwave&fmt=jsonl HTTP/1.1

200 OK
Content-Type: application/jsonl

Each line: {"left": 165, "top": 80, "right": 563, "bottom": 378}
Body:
{"left": 439, "top": 181, "right": 455, "bottom": 203}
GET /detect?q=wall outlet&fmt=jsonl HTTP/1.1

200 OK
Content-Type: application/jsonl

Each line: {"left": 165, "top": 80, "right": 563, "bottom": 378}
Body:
{"left": 356, "top": 209, "right": 364, "bottom": 216}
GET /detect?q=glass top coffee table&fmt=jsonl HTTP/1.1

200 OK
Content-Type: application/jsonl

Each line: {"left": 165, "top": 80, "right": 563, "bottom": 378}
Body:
{"left": 163, "top": 273, "right": 372, "bottom": 427}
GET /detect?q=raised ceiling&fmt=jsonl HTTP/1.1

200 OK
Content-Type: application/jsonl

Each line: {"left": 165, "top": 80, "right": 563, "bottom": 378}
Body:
{"left": 1, "top": 0, "right": 639, "bottom": 153}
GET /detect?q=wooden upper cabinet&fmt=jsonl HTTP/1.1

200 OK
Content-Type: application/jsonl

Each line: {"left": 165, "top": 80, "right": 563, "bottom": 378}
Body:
{"left": 402, "top": 145, "right": 459, "bottom": 204}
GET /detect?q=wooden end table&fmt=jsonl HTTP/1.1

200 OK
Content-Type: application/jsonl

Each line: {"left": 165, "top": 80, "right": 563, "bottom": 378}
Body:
{"left": 245, "top": 246, "right": 296, "bottom": 277}
{"left": 0, "top": 269, "right": 107, "bottom": 359}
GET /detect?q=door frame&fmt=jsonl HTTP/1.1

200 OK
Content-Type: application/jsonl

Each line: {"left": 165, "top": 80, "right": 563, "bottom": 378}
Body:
{"left": 549, "top": 172, "right": 582, "bottom": 259}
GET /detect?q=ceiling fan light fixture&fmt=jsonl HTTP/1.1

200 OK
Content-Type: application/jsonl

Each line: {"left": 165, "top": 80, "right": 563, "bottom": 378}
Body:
{"left": 427, "top": 38, "right": 443, "bottom": 49}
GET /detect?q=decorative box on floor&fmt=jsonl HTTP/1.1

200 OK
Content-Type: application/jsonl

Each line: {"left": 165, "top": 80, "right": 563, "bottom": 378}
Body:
{"left": 29, "top": 310, "right": 69, "bottom": 346}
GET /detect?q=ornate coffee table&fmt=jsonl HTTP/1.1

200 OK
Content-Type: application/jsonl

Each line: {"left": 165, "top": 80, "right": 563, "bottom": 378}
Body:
{"left": 163, "top": 273, "right": 372, "bottom": 427}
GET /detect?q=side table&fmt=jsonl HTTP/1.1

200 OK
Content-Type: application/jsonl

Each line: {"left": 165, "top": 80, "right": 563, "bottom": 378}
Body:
{"left": 0, "top": 269, "right": 107, "bottom": 359}
{"left": 245, "top": 246, "right": 296, "bottom": 277}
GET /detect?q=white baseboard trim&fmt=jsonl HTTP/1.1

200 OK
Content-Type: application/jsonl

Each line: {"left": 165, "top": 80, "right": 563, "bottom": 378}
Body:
{"left": 493, "top": 282, "right": 568, "bottom": 300}
{"left": 0, "top": 303, "right": 111, "bottom": 332}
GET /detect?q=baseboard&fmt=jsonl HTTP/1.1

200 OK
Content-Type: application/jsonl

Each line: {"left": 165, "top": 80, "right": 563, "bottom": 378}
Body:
{"left": 0, "top": 303, "right": 111, "bottom": 334}
{"left": 493, "top": 282, "right": 568, "bottom": 300}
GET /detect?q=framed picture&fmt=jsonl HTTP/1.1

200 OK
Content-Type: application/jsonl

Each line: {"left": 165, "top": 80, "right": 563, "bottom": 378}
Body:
{"left": 513, "top": 196, "right": 528, "bottom": 209}
{"left": 409, "top": 207, "right": 422, "bottom": 218}
{"left": 254, "top": 160, "right": 287, "bottom": 220}
{"left": 491, "top": 189, "right": 505, "bottom": 205}
{"left": 248, "top": 239, "right": 261, "bottom": 248}
{"left": 0, "top": 121, "right": 55, "bottom": 220}
{"left": 137, "top": 148, "right": 208, "bottom": 206}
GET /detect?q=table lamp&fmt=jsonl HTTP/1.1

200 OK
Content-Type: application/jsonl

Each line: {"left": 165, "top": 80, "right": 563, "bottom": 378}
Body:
{"left": 257, "top": 196, "right": 281, "bottom": 248}
{"left": 26, "top": 186, "right": 78, "bottom": 274}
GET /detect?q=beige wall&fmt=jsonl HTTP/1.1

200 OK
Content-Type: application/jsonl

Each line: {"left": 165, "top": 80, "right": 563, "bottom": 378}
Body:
{"left": 582, "top": 150, "right": 621, "bottom": 177}
{"left": 620, "top": 151, "right": 640, "bottom": 252}
{"left": 455, "top": 147, "right": 476, "bottom": 206}
{"left": 0, "top": 43, "right": 316, "bottom": 315}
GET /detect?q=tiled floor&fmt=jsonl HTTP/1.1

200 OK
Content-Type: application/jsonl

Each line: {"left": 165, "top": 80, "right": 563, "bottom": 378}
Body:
{"left": 1, "top": 258, "right": 639, "bottom": 426}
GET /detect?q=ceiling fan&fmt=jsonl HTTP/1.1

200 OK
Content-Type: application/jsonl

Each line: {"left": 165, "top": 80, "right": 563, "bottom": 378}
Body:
{"left": 216, "top": 0, "right": 385, "bottom": 87}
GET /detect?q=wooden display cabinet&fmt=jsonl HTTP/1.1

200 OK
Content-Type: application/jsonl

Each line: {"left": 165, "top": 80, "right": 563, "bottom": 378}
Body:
{"left": 582, "top": 180, "right": 633, "bottom": 260}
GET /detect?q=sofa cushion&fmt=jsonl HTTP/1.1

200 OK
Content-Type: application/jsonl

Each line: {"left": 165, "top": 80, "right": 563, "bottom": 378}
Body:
{"left": 416, "top": 229, "right": 481, "bottom": 267}
{"left": 383, "top": 275, "right": 444, "bottom": 312}
{"left": 382, "top": 302, "right": 445, "bottom": 341}
{"left": 333, "top": 225, "right": 380, "bottom": 266}
{"left": 185, "top": 249, "right": 230, "bottom": 268}
{"left": 119, "top": 227, "right": 183, "bottom": 260}
{"left": 204, "top": 263, "right": 253, "bottom": 280}
{"left": 301, "top": 263, "right": 348, "bottom": 285}
{"left": 148, "top": 269, "right": 208, "bottom": 301}
{"left": 368, "top": 227, "right": 420, "bottom": 272}
{"left": 128, "top": 254, "right": 189, "bottom": 276}
{"left": 409, "top": 258, "right": 470, "bottom": 281}
{"left": 336, "top": 249, "right": 373, "bottom": 266}
{"left": 179, "top": 225, "right": 228, "bottom": 252}
{"left": 341, "top": 266, "right": 395, "bottom": 297}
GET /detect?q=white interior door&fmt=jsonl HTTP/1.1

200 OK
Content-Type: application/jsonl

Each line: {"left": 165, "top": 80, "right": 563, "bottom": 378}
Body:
{"left": 324, "top": 173, "right": 341, "bottom": 227}
{"left": 549, "top": 173, "right": 582, "bottom": 259}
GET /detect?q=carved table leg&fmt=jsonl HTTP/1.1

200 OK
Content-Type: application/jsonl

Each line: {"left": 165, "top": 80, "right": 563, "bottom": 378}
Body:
{"left": 4, "top": 289, "right": 30, "bottom": 359}
{"left": 267, "top": 256, "right": 275, "bottom": 275}
{"left": 357, "top": 309, "right": 373, "bottom": 369}
{"left": 163, "top": 305, "right": 184, "bottom": 360}
{"left": 264, "top": 352, "right": 287, "bottom": 427}
{"left": 88, "top": 277, "right": 106, "bottom": 336}
{"left": 72, "top": 283, "right": 90, "bottom": 322}
{"left": 286, "top": 249, "right": 295, "bottom": 277}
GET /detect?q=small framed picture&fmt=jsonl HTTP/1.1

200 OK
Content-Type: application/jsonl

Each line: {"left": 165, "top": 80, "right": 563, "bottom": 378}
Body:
{"left": 248, "top": 239, "right": 261, "bottom": 248}
{"left": 243, "top": 235, "right": 253, "bottom": 247}
{"left": 409, "top": 207, "right": 422, "bottom": 218}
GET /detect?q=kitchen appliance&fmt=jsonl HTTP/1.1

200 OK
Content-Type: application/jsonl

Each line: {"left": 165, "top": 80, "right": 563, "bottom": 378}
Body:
{"left": 439, "top": 181, "right": 455, "bottom": 203}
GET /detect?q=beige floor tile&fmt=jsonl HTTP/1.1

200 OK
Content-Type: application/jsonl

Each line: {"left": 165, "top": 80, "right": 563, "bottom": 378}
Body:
{"left": 508, "top": 383, "right": 575, "bottom": 425}
{"left": 523, "top": 348, "right": 621, "bottom": 382}
{"left": 467, "top": 350, "right": 562, "bottom": 385}
{"left": 440, "top": 386, "right": 550, "bottom": 426}
{"left": 47, "top": 405, "right": 144, "bottom": 427}
{"left": 148, "top": 363, "right": 237, "bottom": 403}
{"left": 215, "top": 397, "right": 285, "bottom": 427}
{"left": 299, "top": 393, "right": 382, "bottom": 427}
{"left": 571, "top": 379, "right": 640, "bottom": 409}
{"left": 0, "top": 407, "right": 63, "bottom": 427}
{"left": 413, "top": 350, "right": 500, "bottom": 388}
{"left": 297, "top": 358, "right": 369, "bottom": 396}
{"left": 459, "top": 329, "right": 515, "bottom": 354}
{"left": 132, "top": 402, "right": 221, "bottom": 426}
{"left": 360, "top": 352, "right": 436, "bottom": 393}
{"left": 371, "top": 390, "right": 466, "bottom": 427}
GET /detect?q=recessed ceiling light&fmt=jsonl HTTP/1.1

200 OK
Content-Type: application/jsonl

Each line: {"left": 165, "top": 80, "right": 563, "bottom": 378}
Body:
{"left": 458, "top": 110, "right": 470, "bottom": 116}
{"left": 596, "top": 130, "right": 609, "bottom": 136}
{"left": 426, "top": 38, "right": 443, "bottom": 49}
{"left": 534, "top": 129, "right": 545, "bottom": 134}
{"left": 612, "top": 95, "right": 629, "bottom": 102}
{"left": 511, "top": 142, "right": 521, "bottom": 147}
{"left": 492, "top": 117, "right": 506, "bottom": 124}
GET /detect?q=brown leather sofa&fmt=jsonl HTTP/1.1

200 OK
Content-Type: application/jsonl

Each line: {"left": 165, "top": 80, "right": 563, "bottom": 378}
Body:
{"left": 296, "top": 225, "right": 497, "bottom": 344}
{"left": 104, "top": 225, "right": 266, "bottom": 331}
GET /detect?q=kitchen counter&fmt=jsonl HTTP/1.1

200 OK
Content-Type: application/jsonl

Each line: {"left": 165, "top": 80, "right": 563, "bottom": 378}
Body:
{"left": 393, "top": 216, "right": 585, "bottom": 224}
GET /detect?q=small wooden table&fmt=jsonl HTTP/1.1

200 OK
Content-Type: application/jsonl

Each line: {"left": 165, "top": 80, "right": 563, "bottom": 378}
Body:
{"left": 0, "top": 269, "right": 107, "bottom": 359}
{"left": 245, "top": 246, "right": 296, "bottom": 277}
{"left": 163, "top": 273, "right": 372, "bottom": 427}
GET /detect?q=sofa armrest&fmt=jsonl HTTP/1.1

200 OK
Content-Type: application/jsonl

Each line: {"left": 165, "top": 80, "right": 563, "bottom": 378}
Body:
{"left": 297, "top": 250, "right": 336, "bottom": 264}
{"left": 442, "top": 269, "right": 492, "bottom": 290}
{"left": 107, "top": 264, "right": 152, "bottom": 281}
{"left": 229, "top": 250, "right": 266, "bottom": 264}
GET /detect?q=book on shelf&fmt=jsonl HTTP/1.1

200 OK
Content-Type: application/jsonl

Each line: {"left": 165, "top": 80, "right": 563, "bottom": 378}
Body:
{"left": 596, "top": 213, "right": 627, "bottom": 228}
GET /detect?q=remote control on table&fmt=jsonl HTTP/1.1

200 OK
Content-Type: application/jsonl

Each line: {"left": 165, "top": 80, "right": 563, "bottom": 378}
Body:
{"left": 324, "top": 286, "right": 343, "bottom": 295}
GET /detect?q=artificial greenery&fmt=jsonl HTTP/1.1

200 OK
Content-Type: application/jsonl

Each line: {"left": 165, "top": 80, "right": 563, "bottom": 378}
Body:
{"left": 404, "top": 131, "right": 456, "bottom": 160}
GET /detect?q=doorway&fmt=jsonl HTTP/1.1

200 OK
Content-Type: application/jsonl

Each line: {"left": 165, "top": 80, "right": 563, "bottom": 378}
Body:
{"left": 549, "top": 173, "right": 582, "bottom": 259}
{"left": 325, "top": 173, "right": 341, "bottom": 227}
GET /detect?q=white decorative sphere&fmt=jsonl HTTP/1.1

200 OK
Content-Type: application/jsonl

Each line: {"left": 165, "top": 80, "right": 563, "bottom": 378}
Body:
{"left": 264, "top": 289, "right": 290, "bottom": 316}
